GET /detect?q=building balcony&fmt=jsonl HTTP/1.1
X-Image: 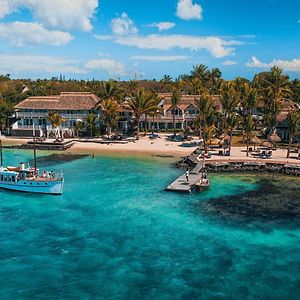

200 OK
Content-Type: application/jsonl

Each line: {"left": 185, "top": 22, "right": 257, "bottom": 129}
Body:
{"left": 16, "top": 112, "right": 86, "bottom": 120}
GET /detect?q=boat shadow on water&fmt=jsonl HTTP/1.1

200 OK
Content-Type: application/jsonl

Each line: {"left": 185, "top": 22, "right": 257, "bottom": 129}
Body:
{"left": 34, "top": 153, "right": 90, "bottom": 167}
{"left": 195, "top": 176, "right": 300, "bottom": 229}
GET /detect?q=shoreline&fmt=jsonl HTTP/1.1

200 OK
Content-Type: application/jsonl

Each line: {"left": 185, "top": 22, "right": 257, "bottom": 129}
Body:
{"left": 2, "top": 135, "right": 300, "bottom": 166}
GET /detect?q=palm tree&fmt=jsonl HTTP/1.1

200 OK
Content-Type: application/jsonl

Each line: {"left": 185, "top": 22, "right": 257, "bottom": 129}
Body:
{"left": 101, "top": 80, "right": 120, "bottom": 102}
{"left": 186, "top": 77, "right": 206, "bottom": 95}
{"left": 191, "top": 64, "right": 210, "bottom": 85}
{"left": 171, "top": 89, "right": 181, "bottom": 136}
{"left": 85, "top": 112, "right": 97, "bottom": 138}
{"left": 101, "top": 98, "right": 120, "bottom": 139}
{"left": 74, "top": 121, "right": 84, "bottom": 138}
{"left": 290, "top": 79, "right": 300, "bottom": 104}
{"left": 263, "top": 66, "right": 291, "bottom": 100}
{"left": 209, "top": 68, "right": 222, "bottom": 94}
{"left": 47, "top": 111, "right": 65, "bottom": 139}
{"left": 226, "top": 112, "right": 239, "bottom": 152}
{"left": 0, "top": 99, "right": 13, "bottom": 130}
{"left": 126, "top": 80, "right": 138, "bottom": 95}
{"left": 128, "top": 89, "right": 158, "bottom": 140}
{"left": 261, "top": 66, "right": 291, "bottom": 133}
{"left": 240, "top": 83, "right": 258, "bottom": 116}
{"left": 195, "top": 93, "right": 217, "bottom": 152}
{"left": 220, "top": 82, "right": 239, "bottom": 132}
{"left": 286, "top": 110, "right": 300, "bottom": 158}
{"left": 160, "top": 75, "right": 173, "bottom": 91}
{"left": 243, "top": 115, "right": 255, "bottom": 157}
{"left": 148, "top": 95, "right": 163, "bottom": 135}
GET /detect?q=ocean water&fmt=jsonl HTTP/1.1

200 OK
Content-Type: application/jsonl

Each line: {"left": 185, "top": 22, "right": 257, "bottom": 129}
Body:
{"left": 0, "top": 150, "right": 299, "bottom": 299}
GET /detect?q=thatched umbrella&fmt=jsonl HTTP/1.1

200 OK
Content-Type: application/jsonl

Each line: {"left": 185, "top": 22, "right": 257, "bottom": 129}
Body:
{"left": 268, "top": 132, "right": 281, "bottom": 144}
{"left": 249, "top": 135, "right": 262, "bottom": 150}
{"left": 250, "top": 135, "right": 262, "bottom": 145}
{"left": 261, "top": 141, "right": 273, "bottom": 148}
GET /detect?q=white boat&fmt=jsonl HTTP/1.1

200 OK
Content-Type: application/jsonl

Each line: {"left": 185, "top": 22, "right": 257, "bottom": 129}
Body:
{"left": 0, "top": 164, "right": 64, "bottom": 195}
{"left": 0, "top": 137, "right": 64, "bottom": 195}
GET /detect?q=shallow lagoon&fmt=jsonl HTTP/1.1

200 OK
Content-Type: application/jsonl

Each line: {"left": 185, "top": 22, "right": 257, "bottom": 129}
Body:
{"left": 0, "top": 150, "right": 299, "bottom": 299}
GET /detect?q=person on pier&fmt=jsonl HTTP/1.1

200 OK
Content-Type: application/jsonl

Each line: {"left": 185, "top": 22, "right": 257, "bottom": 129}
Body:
{"left": 185, "top": 170, "right": 189, "bottom": 182}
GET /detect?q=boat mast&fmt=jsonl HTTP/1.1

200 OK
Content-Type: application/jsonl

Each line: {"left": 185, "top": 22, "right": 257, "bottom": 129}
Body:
{"left": 0, "top": 137, "right": 3, "bottom": 168}
{"left": 33, "top": 124, "right": 37, "bottom": 172}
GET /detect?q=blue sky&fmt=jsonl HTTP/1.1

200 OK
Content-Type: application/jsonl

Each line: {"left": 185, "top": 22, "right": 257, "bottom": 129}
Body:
{"left": 0, "top": 0, "right": 299, "bottom": 80}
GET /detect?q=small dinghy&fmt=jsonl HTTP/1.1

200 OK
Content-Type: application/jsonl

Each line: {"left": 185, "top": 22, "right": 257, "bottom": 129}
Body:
{"left": 195, "top": 173, "right": 210, "bottom": 192}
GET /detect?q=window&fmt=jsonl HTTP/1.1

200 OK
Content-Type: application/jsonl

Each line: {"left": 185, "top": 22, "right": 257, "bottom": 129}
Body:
{"left": 188, "top": 108, "right": 197, "bottom": 115}
{"left": 171, "top": 108, "right": 182, "bottom": 116}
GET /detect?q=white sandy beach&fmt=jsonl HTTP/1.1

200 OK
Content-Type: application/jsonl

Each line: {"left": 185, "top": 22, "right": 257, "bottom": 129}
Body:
{"left": 69, "top": 136, "right": 196, "bottom": 157}
{"left": 2, "top": 135, "right": 300, "bottom": 164}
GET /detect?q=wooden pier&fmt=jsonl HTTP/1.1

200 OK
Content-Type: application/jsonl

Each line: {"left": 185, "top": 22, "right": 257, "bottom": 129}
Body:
{"left": 165, "top": 161, "right": 205, "bottom": 193}
{"left": 4, "top": 140, "right": 74, "bottom": 151}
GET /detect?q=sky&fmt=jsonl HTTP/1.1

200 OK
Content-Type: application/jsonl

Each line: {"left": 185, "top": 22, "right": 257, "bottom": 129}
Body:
{"left": 0, "top": 0, "right": 299, "bottom": 81}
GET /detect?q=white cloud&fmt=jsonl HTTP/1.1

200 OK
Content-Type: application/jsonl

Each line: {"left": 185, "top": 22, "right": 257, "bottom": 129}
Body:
{"left": 84, "top": 59, "right": 127, "bottom": 76}
{"left": 0, "top": 0, "right": 98, "bottom": 32}
{"left": 0, "top": 22, "right": 73, "bottom": 47}
{"left": 96, "top": 34, "right": 240, "bottom": 58}
{"left": 148, "top": 22, "right": 176, "bottom": 31}
{"left": 0, "top": 54, "right": 130, "bottom": 77}
{"left": 176, "top": 0, "right": 203, "bottom": 21}
{"left": 111, "top": 12, "right": 138, "bottom": 35}
{"left": 246, "top": 56, "right": 300, "bottom": 72}
{"left": 246, "top": 56, "right": 268, "bottom": 68}
{"left": 0, "top": 54, "right": 84, "bottom": 75}
{"left": 130, "top": 55, "right": 189, "bottom": 62}
{"left": 0, "top": 1, "right": 10, "bottom": 18}
{"left": 223, "top": 60, "right": 238, "bottom": 66}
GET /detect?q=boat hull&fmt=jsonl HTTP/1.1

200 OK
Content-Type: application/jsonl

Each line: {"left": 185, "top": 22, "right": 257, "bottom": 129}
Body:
{"left": 0, "top": 179, "right": 64, "bottom": 195}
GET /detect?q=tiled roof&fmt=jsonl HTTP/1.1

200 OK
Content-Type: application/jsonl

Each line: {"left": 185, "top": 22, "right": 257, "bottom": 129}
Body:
{"left": 276, "top": 99, "right": 299, "bottom": 123}
{"left": 158, "top": 93, "right": 222, "bottom": 112}
{"left": 14, "top": 92, "right": 101, "bottom": 110}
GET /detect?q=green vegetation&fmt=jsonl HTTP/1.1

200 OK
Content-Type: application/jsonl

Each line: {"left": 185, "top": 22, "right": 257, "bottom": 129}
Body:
{"left": 171, "top": 88, "right": 181, "bottom": 136}
{"left": 286, "top": 110, "right": 300, "bottom": 158}
{"left": 127, "top": 88, "right": 158, "bottom": 140}
{"left": 47, "top": 111, "right": 65, "bottom": 138}
{"left": 0, "top": 65, "right": 299, "bottom": 151}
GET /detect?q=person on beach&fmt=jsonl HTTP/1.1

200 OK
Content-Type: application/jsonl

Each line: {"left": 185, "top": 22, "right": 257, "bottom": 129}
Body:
{"left": 186, "top": 170, "right": 189, "bottom": 182}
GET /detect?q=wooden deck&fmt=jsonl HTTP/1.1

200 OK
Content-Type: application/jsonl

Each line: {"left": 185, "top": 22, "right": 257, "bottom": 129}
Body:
{"left": 3, "top": 140, "right": 75, "bottom": 151}
{"left": 165, "top": 161, "right": 205, "bottom": 193}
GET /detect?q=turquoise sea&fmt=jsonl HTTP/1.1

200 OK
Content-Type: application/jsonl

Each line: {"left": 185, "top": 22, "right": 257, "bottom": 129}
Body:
{"left": 0, "top": 150, "right": 299, "bottom": 299}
